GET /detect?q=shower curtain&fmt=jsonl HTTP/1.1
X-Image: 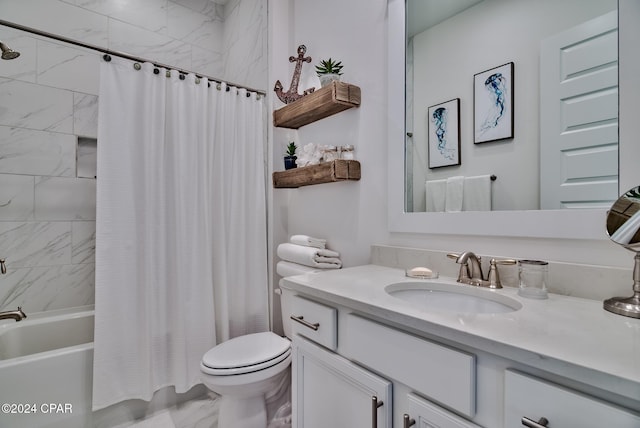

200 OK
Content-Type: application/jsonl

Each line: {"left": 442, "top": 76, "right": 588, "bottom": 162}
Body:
{"left": 93, "top": 57, "right": 268, "bottom": 410}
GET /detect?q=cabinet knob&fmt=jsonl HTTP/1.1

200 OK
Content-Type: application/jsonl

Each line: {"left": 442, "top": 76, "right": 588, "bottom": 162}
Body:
{"left": 522, "top": 416, "right": 549, "bottom": 428}
{"left": 403, "top": 413, "right": 416, "bottom": 428}
{"left": 371, "top": 396, "right": 383, "bottom": 428}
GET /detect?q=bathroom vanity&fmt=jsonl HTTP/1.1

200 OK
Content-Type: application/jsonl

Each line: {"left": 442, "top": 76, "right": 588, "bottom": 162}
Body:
{"left": 281, "top": 265, "right": 640, "bottom": 428}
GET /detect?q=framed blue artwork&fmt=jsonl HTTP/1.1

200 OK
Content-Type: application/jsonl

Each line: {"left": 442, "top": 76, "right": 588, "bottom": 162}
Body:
{"left": 474, "top": 62, "right": 514, "bottom": 144}
{"left": 428, "top": 98, "right": 461, "bottom": 168}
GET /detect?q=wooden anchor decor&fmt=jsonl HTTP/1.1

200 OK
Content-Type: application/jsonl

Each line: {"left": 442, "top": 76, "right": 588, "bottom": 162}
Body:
{"left": 274, "top": 44, "right": 316, "bottom": 104}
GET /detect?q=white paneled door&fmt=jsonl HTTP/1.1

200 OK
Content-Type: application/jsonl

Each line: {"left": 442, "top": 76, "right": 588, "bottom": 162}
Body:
{"left": 540, "top": 10, "right": 618, "bottom": 209}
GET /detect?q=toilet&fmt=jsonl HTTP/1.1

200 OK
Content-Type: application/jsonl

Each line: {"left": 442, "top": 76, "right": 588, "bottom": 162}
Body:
{"left": 200, "top": 286, "right": 294, "bottom": 428}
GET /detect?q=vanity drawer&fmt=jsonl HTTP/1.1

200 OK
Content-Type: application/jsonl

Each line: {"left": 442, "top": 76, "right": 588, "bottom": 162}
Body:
{"left": 341, "top": 314, "right": 476, "bottom": 417}
{"left": 290, "top": 295, "right": 337, "bottom": 351}
{"left": 505, "top": 370, "right": 640, "bottom": 427}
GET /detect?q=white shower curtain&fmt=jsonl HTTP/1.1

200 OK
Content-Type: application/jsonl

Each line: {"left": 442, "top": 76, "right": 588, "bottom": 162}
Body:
{"left": 93, "top": 57, "right": 268, "bottom": 411}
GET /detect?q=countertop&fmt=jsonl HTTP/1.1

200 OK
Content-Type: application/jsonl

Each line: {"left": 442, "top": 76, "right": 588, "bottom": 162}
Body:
{"left": 281, "top": 264, "right": 640, "bottom": 401}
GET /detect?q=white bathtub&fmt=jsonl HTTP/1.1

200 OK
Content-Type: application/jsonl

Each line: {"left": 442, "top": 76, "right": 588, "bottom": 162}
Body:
{"left": 0, "top": 306, "right": 94, "bottom": 428}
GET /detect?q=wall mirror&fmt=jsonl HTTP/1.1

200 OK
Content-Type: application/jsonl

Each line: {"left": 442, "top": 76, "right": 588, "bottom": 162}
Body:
{"left": 387, "top": 0, "right": 635, "bottom": 239}
{"left": 405, "top": 0, "right": 618, "bottom": 213}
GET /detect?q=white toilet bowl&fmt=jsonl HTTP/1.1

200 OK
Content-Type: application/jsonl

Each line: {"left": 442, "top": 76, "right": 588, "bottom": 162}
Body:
{"left": 200, "top": 286, "right": 294, "bottom": 428}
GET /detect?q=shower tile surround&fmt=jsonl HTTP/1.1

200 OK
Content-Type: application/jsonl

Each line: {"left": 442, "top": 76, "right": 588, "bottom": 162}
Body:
{"left": 0, "top": 0, "right": 267, "bottom": 316}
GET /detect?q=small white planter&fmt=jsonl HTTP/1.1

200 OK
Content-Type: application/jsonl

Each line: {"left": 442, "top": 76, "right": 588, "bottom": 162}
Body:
{"left": 319, "top": 73, "right": 341, "bottom": 87}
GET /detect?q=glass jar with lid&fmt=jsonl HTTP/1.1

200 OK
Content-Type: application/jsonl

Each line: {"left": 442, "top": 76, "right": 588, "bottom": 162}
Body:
{"left": 340, "top": 145, "right": 355, "bottom": 160}
{"left": 322, "top": 145, "right": 339, "bottom": 162}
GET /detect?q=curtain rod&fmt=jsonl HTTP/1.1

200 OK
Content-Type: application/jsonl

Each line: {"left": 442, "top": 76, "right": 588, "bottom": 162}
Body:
{"left": 0, "top": 19, "right": 267, "bottom": 96}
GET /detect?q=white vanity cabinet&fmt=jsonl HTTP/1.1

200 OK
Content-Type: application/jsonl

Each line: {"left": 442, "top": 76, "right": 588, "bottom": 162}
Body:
{"left": 405, "top": 393, "right": 481, "bottom": 428}
{"left": 292, "top": 336, "right": 392, "bottom": 428}
{"left": 504, "top": 370, "right": 640, "bottom": 428}
{"left": 289, "top": 294, "right": 392, "bottom": 428}
{"left": 282, "top": 265, "right": 640, "bottom": 428}
{"left": 289, "top": 292, "right": 481, "bottom": 428}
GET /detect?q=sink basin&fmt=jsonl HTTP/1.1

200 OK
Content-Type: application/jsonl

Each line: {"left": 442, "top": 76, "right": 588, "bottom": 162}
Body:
{"left": 385, "top": 281, "right": 522, "bottom": 314}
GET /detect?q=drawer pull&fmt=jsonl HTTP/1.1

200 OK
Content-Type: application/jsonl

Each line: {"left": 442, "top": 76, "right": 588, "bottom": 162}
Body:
{"left": 371, "top": 396, "right": 383, "bottom": 428}
{"left": 403, "top": 413, "right": 416, "bottom": 428}
{"left": 522, "top": 416, "right": 549, "bottom": 428}
{"left": 290, "top": 315, "right": 319, "bottom": 331}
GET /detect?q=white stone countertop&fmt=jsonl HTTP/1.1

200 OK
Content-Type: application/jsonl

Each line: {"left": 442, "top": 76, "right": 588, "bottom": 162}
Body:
{"left": 281, "top": 264, "right": 640, "bottom": 402}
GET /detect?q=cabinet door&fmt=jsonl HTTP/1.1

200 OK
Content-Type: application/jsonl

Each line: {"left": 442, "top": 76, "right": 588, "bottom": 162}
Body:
{"left": 404, "top": 393, "right": 481, "bottom": 428}
{"left": 505, "top": 370, "right": 640, "bottom": 427}
{"left": 292, "top": 336, "right": 392, "bottom": 428}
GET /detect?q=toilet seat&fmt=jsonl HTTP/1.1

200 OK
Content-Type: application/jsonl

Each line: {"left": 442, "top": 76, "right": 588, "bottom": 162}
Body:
{"left": 201, "top": 332, "right": 291, "bottom": 376}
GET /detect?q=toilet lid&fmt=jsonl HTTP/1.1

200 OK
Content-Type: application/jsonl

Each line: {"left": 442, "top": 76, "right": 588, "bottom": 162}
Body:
{"left": 202, "top": 332, "right": 290, "bottom": 372}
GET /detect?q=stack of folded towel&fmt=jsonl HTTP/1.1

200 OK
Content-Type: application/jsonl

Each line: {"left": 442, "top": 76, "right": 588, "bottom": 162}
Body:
{"left": 276, "top": 234, "right": 342, "bottom": 277}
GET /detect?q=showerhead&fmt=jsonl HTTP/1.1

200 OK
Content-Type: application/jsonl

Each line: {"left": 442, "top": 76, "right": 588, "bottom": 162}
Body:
{"left": 0, "top": 41, "right": 20, "bottom": 60}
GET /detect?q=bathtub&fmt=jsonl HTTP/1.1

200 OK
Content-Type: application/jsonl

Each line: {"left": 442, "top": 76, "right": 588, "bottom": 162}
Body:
{"left": 0, "top": 306, "right": 94, "bottom": 428}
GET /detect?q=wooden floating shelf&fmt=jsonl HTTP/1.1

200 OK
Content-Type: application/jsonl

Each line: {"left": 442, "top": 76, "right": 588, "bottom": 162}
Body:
{"left": 273, "top": 160, "right": 361, "bottom": 188}
{"left": 273, "top": 82, "right": 361, "bottom": 129}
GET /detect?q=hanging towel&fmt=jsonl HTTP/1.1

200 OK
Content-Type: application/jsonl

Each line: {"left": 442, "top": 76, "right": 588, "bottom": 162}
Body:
{"left": 290, "top": 234, "right": 327, "bottom": 249}
{"left": 425, "top": 179, "right": 447, "bottom": 212}
{"left": 277, "top": 243, "right": 342, "bottom": 269}
{"left": 463, "top": 175, "right": 492, "bottom": 211}
{"left": 276, "top": 261, "right": 321, "bottom": 277}
{"left": 445, "top": 176, "right": 464, "bottom": 212}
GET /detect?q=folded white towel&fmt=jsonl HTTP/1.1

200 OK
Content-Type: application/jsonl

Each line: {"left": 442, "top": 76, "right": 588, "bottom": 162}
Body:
{"left": 276, "top": 261, "right": 321, "bottom": 277}
{"left": 425, "top": 179, "right": 447, "bottom": 212}
{"left": 445, "top": 176, "right": 464, "bottom": 212}
{"left": 277, "top": 243, "right": 342, "bottom": 269}
{"left": 463, "top": 175, "right": 492, "bottom": 211}
{"left": 290, "top": 234, "right": 326, "bottom": 249}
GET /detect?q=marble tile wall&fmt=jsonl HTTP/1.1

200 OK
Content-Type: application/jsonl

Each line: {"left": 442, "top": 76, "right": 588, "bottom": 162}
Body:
{"left": 0, "top": 0, "right": 266, "bottom": 315}
{"left": 222, "top": 0, "right": 267, "bottom": 90}
{"left": 0, "top": 0, "right": 267, "bottom": 89}
{"left": 0, "top": 28, "right": 98, "bottom": 313}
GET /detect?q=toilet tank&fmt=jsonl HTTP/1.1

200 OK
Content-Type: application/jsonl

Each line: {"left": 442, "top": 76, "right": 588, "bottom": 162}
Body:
{"left": 278, "top": 282, "right": 294, "bottom": 339}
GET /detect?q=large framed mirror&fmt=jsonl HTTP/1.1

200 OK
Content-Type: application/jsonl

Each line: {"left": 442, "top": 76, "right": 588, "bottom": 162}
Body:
{"left": 387, "top": 0, "right": 638, "bottom": 239}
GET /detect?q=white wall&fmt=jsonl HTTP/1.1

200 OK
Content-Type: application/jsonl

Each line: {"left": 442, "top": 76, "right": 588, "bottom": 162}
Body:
{"left": 269, "top": 0, "right": 390, "bottom": 270}
{"left": 410, "top": 0, "right": 617, "bottom": 212}
{"left": 268, "top": 0, "right": 393, "bottom": 335}
{"left": 269, "top": 0, "right": 637, "bottom": 326}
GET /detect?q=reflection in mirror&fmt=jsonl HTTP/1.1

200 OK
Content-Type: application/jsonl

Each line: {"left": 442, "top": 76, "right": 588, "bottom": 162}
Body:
{"left": 405, "top": 0, "right": 618, "bottom": 213}
{"left": 607, "top": 187, "right": 640, "bottom": 251}
{"left": 604, "top": 186, "right": 640, "bottom": 318}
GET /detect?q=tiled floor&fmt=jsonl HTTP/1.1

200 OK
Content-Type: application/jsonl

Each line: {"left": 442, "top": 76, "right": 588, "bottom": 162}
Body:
{"left": 110, "top": 374, "right": 292, "bottom": 428}
{"left": 111, "top": 393, "right": 220, "bottom": 428}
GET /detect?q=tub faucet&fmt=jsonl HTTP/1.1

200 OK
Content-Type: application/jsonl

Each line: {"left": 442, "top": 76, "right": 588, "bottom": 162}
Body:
{"left": 0, "top": 306, "right": 27, "bottom": 321}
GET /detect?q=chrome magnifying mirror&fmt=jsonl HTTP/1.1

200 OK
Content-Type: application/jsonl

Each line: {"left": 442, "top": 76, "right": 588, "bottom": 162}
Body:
{"left": 604, "top": 186, "right": 640, "bottom": 318}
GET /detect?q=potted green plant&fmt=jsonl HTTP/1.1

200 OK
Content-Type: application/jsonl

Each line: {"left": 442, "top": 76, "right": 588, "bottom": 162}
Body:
{"left": 284, "top": 142, "right": 297, "bottom": 170}
{"left": 315, "top": 58, "right": 344, "bottom": 87}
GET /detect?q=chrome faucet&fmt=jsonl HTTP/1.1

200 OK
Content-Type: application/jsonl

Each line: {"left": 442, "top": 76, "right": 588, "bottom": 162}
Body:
{"left": 0, "top": 306, "right": 27, "bottom": 321}
{"left": 447, "top": 252, "right": 516, "bottom": 289}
